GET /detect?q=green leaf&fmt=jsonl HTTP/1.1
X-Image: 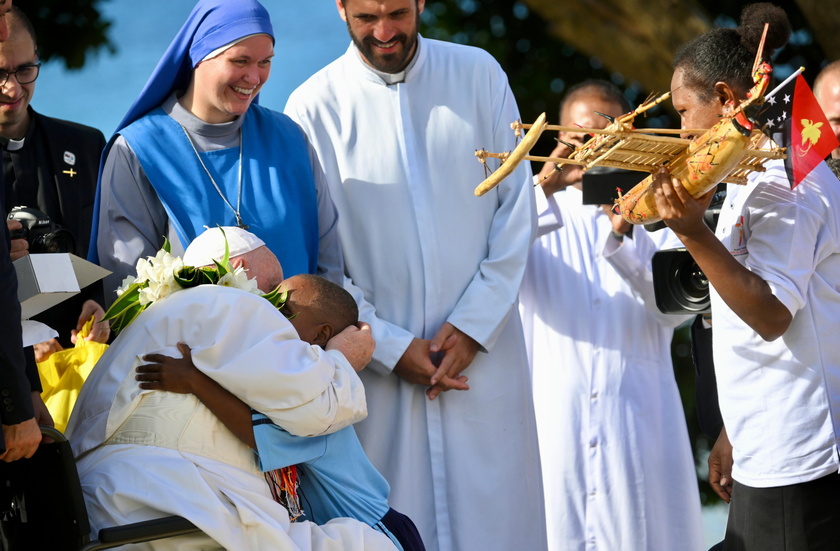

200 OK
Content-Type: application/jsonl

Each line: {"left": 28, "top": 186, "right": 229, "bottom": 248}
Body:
{"left": 102, "top": 283, "right": 142, "bottom": 322}
{"left": 213, "top": 258, "right": 230, "bottom": 278}
{"left": 108, "top": 304, "right": 146, "bottom": 334}
{"left": 261, "top": 283, "right": 296, "bottom": 320}
{"left": 102, "top": 281, "right": 149, "bottom": 334}
{"left": 261, "top": 282, "right": 287, "bottom": 308}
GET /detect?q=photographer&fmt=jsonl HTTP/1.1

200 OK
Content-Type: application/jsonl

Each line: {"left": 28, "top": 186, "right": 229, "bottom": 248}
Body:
{"left": 1, "top": 7, "right": 108, "bottom": 361}
{"left": 519, "top": 80, "right": 704, "bottom": 551}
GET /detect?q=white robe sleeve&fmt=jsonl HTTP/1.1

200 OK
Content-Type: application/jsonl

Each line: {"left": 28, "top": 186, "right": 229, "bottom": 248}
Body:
{"left": 603, "top": 226, "right": 692, "bottom": 328}
{"left": 287, "top": 519, "right": 398, "bottom": 551}
{"left": 536, "top": 182, "right": 565, "bottom": 237}
{"left": 306, "top": 136, "right": 347, "bottom": 286}
{"left": 68, "top": 286, "right": 367, "bottom": 456}
{"left": 444, "top": 74, "right": 537, "bottom": 351}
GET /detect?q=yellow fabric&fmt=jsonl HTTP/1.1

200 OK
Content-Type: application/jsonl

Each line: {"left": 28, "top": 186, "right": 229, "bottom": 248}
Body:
{"left": 39, "top": 317, "right": 108, "bottom": 432}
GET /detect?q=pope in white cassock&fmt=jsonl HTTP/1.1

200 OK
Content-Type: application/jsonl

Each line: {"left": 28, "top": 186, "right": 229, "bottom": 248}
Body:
{"left": 65, "top": 227, "right": 396, "bottom": 551}
{"left": 284, "top": 2, "right": 546, "bottom": 551}
{"left": 518, "top": 83, "right": 704, "bottom": 551}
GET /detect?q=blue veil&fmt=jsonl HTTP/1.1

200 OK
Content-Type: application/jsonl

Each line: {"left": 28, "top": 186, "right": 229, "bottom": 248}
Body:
{"left": 89, "top": 0, "right": 274, "bottom": 264}
{"left": 115, "top": 0, "right": 274, "bottom": 133}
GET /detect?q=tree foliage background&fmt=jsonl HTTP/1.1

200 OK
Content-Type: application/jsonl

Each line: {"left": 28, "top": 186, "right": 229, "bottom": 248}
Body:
{"left": 421, "top": 0, "right": 835, "bottom": 163}
{"left": 34, "top": 0, "right": 836, "bottom": 508}
{"left": 28, "top": 0, "right": 113, "bottom": 70}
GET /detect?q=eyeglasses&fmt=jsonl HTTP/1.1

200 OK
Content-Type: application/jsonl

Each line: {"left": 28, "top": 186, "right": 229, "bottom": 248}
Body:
{"left": 0, "top": 63, "right": 41, "bottom": 86}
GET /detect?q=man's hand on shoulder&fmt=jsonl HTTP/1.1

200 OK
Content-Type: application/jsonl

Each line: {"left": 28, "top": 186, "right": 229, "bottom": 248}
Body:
{"left": 1, "top": 418, "right": 42, "bottom": 462}
{"left": 326, "top": 322, "right": 375, "bottom": 372}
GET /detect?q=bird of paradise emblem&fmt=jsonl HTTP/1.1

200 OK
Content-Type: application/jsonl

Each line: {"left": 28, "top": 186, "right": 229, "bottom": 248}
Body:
{"left": 798, "top": 119, "right": 823, "bottom": 156}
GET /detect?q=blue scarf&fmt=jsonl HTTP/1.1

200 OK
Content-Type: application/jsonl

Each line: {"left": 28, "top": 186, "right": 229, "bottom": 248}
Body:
{"left": 119, "top": 104, "right": 319, "bottom": 277}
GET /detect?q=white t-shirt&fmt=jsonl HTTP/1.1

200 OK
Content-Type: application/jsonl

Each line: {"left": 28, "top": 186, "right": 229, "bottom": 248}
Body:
{"left": 712, "top": 159, "right": 840, "bottom": 488}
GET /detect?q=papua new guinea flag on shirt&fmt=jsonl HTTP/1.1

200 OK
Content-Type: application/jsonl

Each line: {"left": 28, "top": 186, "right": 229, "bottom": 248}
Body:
{"left": 758, "top": 72, "right": 840, "bottom": 188}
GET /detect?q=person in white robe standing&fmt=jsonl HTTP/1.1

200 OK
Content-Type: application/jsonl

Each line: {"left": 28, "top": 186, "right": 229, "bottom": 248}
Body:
{"left": 283, "top": 2, "right": 545, "bottom": 550}
{"left": 518, "top": 81, "right": 704, "bottom": 551}
{"left": 66, "top": 227, "right": 394, "bottom": 551}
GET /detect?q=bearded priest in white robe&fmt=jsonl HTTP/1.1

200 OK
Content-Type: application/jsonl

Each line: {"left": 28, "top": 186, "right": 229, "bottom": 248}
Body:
{"left": 283, "top": 2, "right": 545, "bottom": 551}
{"left": 65, "top": 228, "right": 396, "bottom": 551}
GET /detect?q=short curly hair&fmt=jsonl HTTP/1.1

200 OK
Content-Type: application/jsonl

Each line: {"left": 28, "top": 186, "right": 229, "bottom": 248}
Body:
{"left": 673, "top": 3, "right": 791, "bottom": 101}
{"left": 292, "top": 273, "right": 359, "bottom": 332}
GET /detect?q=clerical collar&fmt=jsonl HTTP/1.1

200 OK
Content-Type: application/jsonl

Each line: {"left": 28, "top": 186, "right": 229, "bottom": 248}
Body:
{"left": 357, "top": 40, "right": 421, "bottom": 85}
{"left": 0, "top": 110, "right": 36, "bottom": 151}
{"left": 5, "top": 137, "right": 25, "bottom": 151}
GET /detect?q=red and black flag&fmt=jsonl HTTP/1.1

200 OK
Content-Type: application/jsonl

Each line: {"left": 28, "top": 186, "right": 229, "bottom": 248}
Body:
{"left": 757, "top": 70, "right": 839, "bottom": 188}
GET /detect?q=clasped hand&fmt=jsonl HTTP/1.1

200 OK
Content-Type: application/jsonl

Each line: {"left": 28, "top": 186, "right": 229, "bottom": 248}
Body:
{"left": 393, "top": 322, "right": 478, "bottom": 400}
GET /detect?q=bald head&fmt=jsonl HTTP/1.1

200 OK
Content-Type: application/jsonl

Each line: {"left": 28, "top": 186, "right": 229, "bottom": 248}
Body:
{"left": 550, "top": 80, "right": 629, "bottom": 191}
{"left": 815, "top": 61, "right": 840, "bottom": 159}
{"left": 235, "top": 246, "right": 283, "bottom": 293}
{"left": 559, "top": 80, "right": 630, "bottom": 126}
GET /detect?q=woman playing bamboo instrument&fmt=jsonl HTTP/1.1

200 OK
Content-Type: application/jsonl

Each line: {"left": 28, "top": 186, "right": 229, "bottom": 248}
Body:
{"left": 653, "top": 4, "right": 840, "bottom": 550}
{"left": 90, "top": 0, "right": 342, "bottom": 301}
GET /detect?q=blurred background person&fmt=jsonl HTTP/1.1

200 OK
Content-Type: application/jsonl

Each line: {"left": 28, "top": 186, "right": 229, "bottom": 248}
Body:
{"left": 814, "top": 59, "right": 840, "bottom": 160}
{"left": 519, "top": 80, "right": 704, "bottom": 551}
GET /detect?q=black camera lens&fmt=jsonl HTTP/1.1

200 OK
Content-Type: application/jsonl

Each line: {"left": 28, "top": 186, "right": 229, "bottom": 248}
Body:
{"left": 676, "top": 259, "right": 709, "bottom": 305}
{"left": 7, "top": 206, "right": 76, "bottom": 256}
{"left": 30, "top": 228, "right": 76, "bottom": 255}
{"left": 652, "top": 248, "right": 711, "bottom": 314}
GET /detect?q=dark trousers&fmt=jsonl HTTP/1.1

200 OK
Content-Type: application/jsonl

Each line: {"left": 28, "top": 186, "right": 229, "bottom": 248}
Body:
{"left": 377, "top": 507, "right": 426, "bottom": 551}
{"left": 724, "top": 472, "right": 840, "bottom": 551}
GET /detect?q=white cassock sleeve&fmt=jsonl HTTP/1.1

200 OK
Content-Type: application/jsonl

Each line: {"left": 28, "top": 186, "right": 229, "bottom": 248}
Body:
{"left": 145, "top": 286, "right": 367, "bottom": 437}
{"left": 603, "top": 225, "right": 693, "bottom": 328}
{"left": 438, "top": 68, "right": 536, "bottom": 352}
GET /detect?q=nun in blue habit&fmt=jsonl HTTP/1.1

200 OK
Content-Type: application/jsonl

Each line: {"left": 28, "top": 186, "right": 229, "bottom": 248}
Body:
{"left": 89, "top": 0, "right": 343, "bottom": 300}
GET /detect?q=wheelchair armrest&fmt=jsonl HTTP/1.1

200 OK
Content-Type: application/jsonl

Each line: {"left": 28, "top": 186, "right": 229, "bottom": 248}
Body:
{"left": 82, "top": 516, "right": 200, "bottom": 551}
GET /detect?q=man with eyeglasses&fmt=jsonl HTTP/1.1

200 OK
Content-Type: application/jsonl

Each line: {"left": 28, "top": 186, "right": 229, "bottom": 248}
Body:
{"left": 1, "top": 7, "right": 109, "bottom": 364}
{"left": 0, "top": 0, "right": 44, "bottom": 464}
